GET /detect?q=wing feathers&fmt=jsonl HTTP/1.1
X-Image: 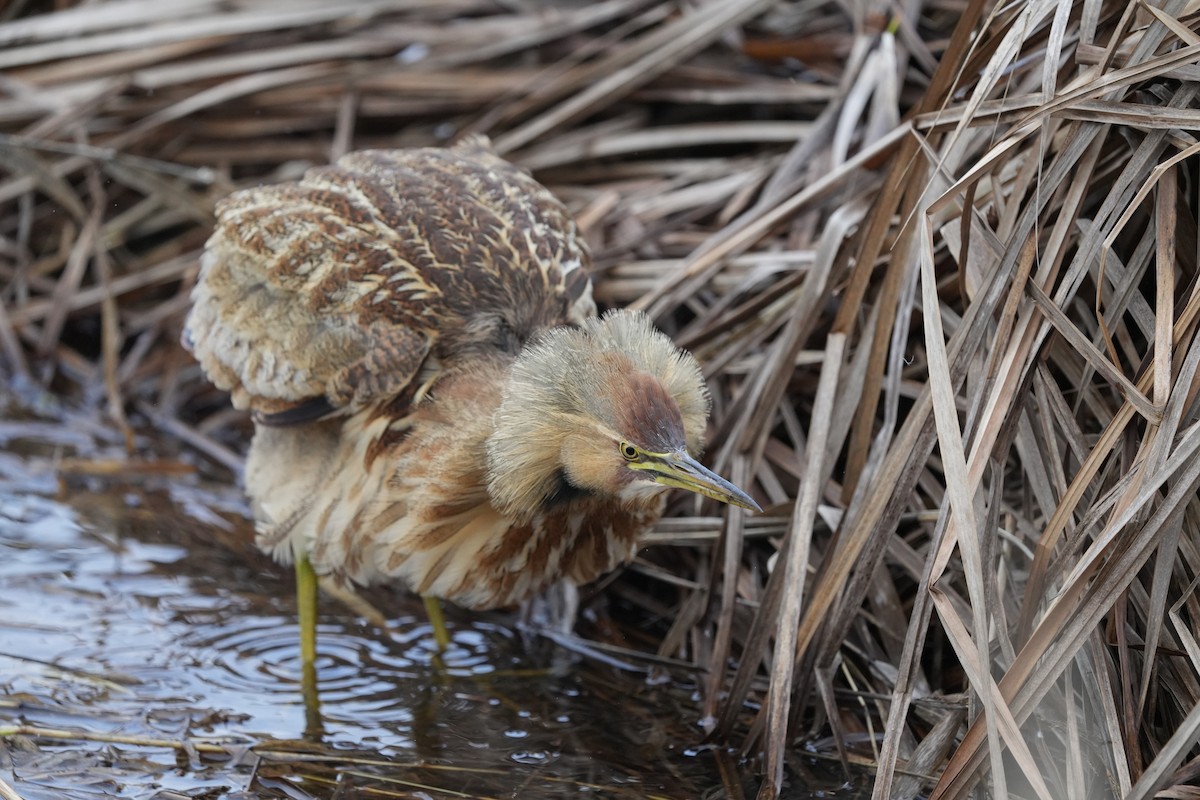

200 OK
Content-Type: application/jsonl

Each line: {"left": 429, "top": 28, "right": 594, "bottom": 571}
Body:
{"left": 185, "top": 139, "right": 594, "bottom": 416}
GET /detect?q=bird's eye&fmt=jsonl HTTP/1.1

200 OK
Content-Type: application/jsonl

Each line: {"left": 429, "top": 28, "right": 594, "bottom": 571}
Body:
{"left": 620, "top": 442, "right": 639, "bottom": 461}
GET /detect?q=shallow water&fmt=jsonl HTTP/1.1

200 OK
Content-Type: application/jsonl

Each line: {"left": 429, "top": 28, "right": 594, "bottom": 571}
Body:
{"left": 0, "top": 424, "right": 862, "bottom": 798}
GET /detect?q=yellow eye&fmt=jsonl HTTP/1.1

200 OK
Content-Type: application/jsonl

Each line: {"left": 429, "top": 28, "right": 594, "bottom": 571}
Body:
{"left": 619, "top": 442, "right": 639, "bottom": 461}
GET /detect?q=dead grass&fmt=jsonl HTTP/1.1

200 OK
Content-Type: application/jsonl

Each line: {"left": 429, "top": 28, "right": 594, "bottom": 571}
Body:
{"left": 2, "top": 1, "right": 1200, "bottom": 798}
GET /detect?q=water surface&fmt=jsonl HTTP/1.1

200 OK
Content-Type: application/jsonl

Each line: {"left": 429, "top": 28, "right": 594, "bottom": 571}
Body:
{"left": 0, "top": 410, "right": 861, "bottom": 799}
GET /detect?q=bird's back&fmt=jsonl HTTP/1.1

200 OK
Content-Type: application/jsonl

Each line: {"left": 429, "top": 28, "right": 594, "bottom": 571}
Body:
{"left": 185, "top": 137, "right": 594, "bottom": 420}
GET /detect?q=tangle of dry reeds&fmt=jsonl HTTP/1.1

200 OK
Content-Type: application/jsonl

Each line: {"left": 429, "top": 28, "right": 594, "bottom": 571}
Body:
{"left": 2, "top": 1, "right": 1200, "bottom": 798}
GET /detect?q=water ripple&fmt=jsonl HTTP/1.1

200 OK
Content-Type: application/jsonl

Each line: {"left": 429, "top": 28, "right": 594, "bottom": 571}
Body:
{"left": 168, "top": 598, "right": 516, "bottom": 740}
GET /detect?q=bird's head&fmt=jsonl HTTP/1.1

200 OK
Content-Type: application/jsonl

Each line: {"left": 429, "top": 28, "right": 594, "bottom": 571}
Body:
{"left": 486, "top": 310, "right": 759, "bottom": 520}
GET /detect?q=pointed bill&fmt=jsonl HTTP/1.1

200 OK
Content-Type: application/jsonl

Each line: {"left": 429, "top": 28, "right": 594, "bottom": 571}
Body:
{"left": 637, "top": 451, "right": 761, "bottom": 512}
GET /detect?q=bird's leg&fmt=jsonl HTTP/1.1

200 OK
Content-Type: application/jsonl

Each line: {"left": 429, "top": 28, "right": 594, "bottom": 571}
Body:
{"left": 296, "top": 551, "right": 318, "bottom": 666}
{"left": 295, "top": 551, "right": 323, "bottom": 738}
{"left": 422, "top": 594, "right": 451, "bottom": 651}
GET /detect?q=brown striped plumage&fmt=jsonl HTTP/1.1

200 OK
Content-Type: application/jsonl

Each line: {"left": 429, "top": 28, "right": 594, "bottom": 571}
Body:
{"left": 185, "top": 138, "right": 756, "bottom": 613}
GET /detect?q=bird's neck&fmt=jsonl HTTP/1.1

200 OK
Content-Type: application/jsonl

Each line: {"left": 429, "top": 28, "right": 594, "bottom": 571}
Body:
{"left": 484, "top": 402, "right": 582, "bottom": 523}
{"left": 541, "top": 468, "right": 595, "bottom": 510}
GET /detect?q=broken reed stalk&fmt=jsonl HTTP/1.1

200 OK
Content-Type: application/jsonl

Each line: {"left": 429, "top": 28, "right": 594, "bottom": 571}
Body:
{"left": 1, "top": 1, "right": 1200, "bottom": 799}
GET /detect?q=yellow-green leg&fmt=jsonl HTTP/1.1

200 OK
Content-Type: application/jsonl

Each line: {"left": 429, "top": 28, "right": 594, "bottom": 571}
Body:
{"left": 295, "top": 552, "right": 323, "bottom": 738}
{"left": 296, "top": 552, "right": 319, "bottom": 665}
{"left": 423, "top": 594, "right": 451, "bottom": 651}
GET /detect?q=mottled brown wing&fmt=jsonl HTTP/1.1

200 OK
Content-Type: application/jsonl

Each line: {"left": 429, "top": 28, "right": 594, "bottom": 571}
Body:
{"left": 184, "top": 137, "right": 594, "bottom": 418}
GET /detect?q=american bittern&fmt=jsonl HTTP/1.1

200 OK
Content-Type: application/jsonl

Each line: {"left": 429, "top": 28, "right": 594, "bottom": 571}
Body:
{"left": 184, "top": 137, "right": 758, "bottom": 660}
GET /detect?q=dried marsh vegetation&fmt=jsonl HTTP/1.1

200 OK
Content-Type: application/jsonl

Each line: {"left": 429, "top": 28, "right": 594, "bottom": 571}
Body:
{"left": 2, "top": 0, "right": 1200, "bottom": 798}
